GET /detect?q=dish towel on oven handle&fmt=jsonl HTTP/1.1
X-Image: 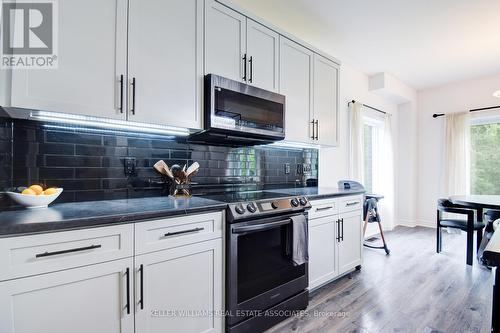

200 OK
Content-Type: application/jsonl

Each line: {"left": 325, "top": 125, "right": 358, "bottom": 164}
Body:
{"left": 291, "top": 214, "right": 308, "bottom": 266}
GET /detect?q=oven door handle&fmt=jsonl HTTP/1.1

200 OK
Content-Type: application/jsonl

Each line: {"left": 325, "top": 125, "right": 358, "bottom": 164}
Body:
{"left": 232, "top": 219, "right": 292, "bottom": 234}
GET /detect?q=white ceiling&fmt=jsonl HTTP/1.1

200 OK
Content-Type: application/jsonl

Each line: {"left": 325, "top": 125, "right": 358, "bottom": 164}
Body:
{"left": 231, "top": 0, "right": 500, "bottom": 90}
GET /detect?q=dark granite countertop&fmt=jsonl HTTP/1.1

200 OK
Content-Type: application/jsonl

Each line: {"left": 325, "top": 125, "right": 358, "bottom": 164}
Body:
{"left": 267, "top": 187, "right": 365, "bottom": 200}
{"left": 0, "top": 196, "right": 227, "bottom": 237}
{"left": 0, "top": 187, "right": 365, "bottom": 237}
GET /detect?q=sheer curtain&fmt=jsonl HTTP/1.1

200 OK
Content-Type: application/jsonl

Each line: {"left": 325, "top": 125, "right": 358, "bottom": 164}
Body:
{"left": 443, "top": 112, "right": 471, "bottom": 196}
{"left": 377, "top": 114, "right": 395, "bottom": 229}
{"left": 349, "top": 101, "right": 364, "bottom": 182}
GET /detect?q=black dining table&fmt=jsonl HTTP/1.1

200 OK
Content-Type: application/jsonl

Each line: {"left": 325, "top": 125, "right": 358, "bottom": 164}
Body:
{"left": 450, "top": 195, "right": 500, "bottom": 220}
{"left": 450, "top": 195, "right": 500, "bottom": 332}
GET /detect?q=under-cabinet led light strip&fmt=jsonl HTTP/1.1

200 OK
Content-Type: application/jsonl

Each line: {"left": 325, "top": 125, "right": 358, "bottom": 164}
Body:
{"left": 29, "top": 111, "right": 191, "bottom": 137}
{"left": 267, "top": 140, "right": 320, "bottom": 150}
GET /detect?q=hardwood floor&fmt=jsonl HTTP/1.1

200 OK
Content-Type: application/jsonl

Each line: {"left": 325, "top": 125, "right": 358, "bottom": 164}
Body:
{"left": 267, "top": 226, "right": 493, "bottom": 333}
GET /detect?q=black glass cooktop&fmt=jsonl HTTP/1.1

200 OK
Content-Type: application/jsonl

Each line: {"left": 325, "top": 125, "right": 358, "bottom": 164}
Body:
{"left": 199, "top": 191, "right": 291, "bottom": 203}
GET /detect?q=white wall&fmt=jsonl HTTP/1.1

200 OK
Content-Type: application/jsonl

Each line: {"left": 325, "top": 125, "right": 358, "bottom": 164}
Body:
{"left": 417, "top": 74, "right": 500, "bottom": 226}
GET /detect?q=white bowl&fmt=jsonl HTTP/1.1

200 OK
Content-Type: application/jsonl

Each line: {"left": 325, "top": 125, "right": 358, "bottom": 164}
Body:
{"left": 6, "top": 188, "right": 64, "bottom": 209}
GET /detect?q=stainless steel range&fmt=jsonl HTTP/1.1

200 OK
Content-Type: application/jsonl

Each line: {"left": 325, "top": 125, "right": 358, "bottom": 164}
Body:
{"left": 222, "top": 192, "right": 311, "bottom": 333}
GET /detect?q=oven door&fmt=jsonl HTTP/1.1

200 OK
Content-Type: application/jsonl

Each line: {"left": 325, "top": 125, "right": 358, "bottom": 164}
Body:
{"left": 226, "top": 212, "right": 308, "bottom": 325}
{"left": 205, "top": 74, "right": 285, "bottom": 139}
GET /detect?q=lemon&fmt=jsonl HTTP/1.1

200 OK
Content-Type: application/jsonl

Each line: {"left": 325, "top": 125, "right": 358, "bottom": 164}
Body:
{"left": 43, "top": 188, "right": 58, "bottom": 196}
{"left": 22, "top": 188, "right": 37, "bottom": 195}
{"left": 29, "top": 185, "right": 44, "bottom": 195}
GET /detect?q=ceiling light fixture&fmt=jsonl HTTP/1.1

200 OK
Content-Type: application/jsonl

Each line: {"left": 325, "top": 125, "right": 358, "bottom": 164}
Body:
{"left": 493, "top": 90, "right": 500, "bottom": 98}
{"left": 29, "top": 111, "right": 191, "bottom": 137}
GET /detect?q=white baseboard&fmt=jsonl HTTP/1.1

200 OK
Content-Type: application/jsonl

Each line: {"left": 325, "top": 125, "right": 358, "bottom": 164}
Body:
{"left": 397, "top": 219, "right": 417, "bottom": 227}
{"left": 396, "top": 219, "right": 435, "bottom": 228}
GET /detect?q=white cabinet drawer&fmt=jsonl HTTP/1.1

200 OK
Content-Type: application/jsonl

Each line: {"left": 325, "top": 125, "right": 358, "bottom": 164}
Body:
{"left": 339, "top": 195, "right": 364, "bottom": 214}
{"left": 135, "top": 211, "right": 224, "bottom": 255}
{"left": 0, "top": 224, "right": 134, "bottom": 281}
{"left": 309, "top": 198, "right": 338, "bottom": 219}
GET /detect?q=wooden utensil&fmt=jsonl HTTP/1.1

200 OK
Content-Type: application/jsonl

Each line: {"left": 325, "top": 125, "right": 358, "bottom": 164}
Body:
{"left": 186, "top": 162, "right": 200, "bottom": 178}
{"left": 154, "top": 160, "right": 173, "bottom": 179}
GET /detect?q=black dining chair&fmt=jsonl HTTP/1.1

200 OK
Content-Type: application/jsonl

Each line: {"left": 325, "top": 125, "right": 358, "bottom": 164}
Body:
{"left": 436, "top": 199, "right": 485, "bottom": 265}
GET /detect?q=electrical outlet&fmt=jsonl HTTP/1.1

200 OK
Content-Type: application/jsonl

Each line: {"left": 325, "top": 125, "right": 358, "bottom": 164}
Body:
{"left": 124, "top": 157, "right": 136, "bottom": 176}
{"left": 296, "top": 164, "right": 304, "bottom": 175}
{"left": 284, "top": 163, "right": 290, "bottom": 174}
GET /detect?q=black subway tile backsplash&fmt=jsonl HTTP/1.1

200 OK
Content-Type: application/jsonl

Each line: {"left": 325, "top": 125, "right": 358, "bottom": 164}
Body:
{"left": 0, "top": 117, "right": 318, "bottom": 208}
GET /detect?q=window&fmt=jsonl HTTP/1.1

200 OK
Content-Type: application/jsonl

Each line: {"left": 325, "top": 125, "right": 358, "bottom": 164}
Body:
{"left": 363, "top": 117, "right": 383, "bottom": 194}
{"left": 471, "top": 118, "right": 500, "bottom": 194}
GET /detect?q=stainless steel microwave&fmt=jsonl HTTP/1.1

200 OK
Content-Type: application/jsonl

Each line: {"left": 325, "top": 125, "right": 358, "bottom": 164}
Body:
{"left": 189, "top": 74, "right": 286, "bottom": 146}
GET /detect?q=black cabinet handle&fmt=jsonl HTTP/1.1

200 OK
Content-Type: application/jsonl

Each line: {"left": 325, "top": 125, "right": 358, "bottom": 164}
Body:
{"left": 346, "top": 202, "right": 359, "bottom": 206}
{"left": 336, "top": 219, "right": 341, "bottom": 242}
{"left": 242, "top": 54, "right": 247, "bottom": 81}
{"left": 310, "top": 119, "right": 315, "bottom": 140}
{"left": 315, "top": 120, "right": 319, "bottom": 140}
{"left": 139, "top": 264, "right": 144, "bottom": 310}
{"left": 125, "top": 267, "right": 130, "bottom": 314}
{"left": 316, "top": 206, "right": 333, "bottom": 212}
{"left": 35, "top": 244, "right": 101, "bottom": 258}
{"left": 164, "top": 227, "right": 204, "bottom": 238}
{"left": 249, "top": 56, "right": 253, "bottom": 83}
{"left": 131, "top": 77, "right": 136, "bottom": 115}
{"left": 119, "top": 74, "right": 124, "bottom": 113}
{"left": 341, "top": 218, "right": 344, "bottom": 241}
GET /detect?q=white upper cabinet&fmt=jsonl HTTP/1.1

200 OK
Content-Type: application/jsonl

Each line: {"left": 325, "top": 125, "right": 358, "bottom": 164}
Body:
{"left": 246, "top": 19, "right": 279, "bottom": 91}
{"left": 127, "top": 0, "right": 203, "bottom": 129}
{"left": 204, "top": 0, "right": 246, "bottom": 82}
{"left": 279, "top": 37, "right": 313, "bottom": 143}
{"left": 313, "top": 54, "right": 339, "bottom": 146}
{"left": 11, "top": 0, "right": 128, "bottom": 119}
{"left": 204, "top": 2, "right": 279, "bottom": 91}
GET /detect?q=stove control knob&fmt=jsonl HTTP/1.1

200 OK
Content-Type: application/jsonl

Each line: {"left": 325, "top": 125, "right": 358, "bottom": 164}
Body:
{"left": 271, "top": 201, "right": 279, "bottom": 209}
{"left": 247, "top": 203, "right": 257, "bottom": 213}
{"left": 290, "top": 198, "right": 299, "bottom": 207}
{"left": 235, "top": 204, "right": 246, "bottom": 215}
{"left": 299, "top": 197, "right": 308, "bottom": 206}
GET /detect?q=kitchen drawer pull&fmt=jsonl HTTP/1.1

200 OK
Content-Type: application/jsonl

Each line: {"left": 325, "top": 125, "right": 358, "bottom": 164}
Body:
{"left": 163, "top": 227, "right": 204, "bottom": 238}
{"left": 310, "top": 119, "right": 315, "bottom": 140}
{"left": 346, "top": 202, "right": 359, "bottom": 206}
{"left": 316, "top": 206, "right": 333, "bottom": 212}
{"left": 125, "top": 267, "right": 130, "bottom": 314}
{"left": 35, "top": 244, "right": 102, "bottom": 258}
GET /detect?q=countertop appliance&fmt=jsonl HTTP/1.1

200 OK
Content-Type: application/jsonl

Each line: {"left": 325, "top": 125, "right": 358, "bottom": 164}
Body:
{"left": 223, "top": 191, "right": 311, "bottom": 333}
{"left": 188, "top": 74, "right": 286, "bottom": 146}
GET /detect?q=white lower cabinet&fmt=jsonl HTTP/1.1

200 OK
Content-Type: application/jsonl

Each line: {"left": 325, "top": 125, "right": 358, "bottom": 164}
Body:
{"left": 308, "top": 196, "right": 363, "bottom": 290}
{"left": 134, "top": 239, "right": 223, "bottom": 333}
{"left": 308, "top": 216, "right": 338, "bottom": 289}
{"left": 338, "top": 210, "right": 363, "bottom": 274}
{"left": 0, "top": 257, "right": 134, "bottom": 333}
{"left": 0, "top": 212, "right": 224, "bottom": 333}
